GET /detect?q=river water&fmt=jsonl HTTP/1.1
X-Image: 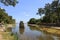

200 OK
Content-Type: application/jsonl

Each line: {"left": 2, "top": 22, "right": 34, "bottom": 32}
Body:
{"left": 12, "top": 24, "right": 60, "bottom": 40}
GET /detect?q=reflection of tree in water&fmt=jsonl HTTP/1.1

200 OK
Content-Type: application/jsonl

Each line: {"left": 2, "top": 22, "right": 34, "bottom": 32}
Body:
{"left": 19, "top": 27, "right": 25, "bottom": 34}
{"left": 39, "top": 36, "right": 44, "bottom": 40}
{"left": 28, "top": 25, "right": 40, "bottom": 31}
{"left": 39, "top": 35, "right": 54, "bottom": 40}
{"left": 42, "top": 30, "right": 60, "bottom": 37}
{"left": 44, "top": 36, "right": 54, "bottom": 40}
{"left": 57, "top": 37, "right": 60, "bottom": 40}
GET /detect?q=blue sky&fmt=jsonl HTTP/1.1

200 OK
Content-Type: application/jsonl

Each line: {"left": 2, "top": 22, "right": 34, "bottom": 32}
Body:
{"left": 0, "top": 0, "right": 53, "bottom": 23}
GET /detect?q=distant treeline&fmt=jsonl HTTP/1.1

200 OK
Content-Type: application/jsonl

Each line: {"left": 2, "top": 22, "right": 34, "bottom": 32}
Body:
{"left": 28, "top": 0, "right": 60, "bottom": 26}
{"left": 0, "top": 8, "right": 15, "bottom": 24}
{"left": 28, "top": 18, "right": 41, "bottom": 25}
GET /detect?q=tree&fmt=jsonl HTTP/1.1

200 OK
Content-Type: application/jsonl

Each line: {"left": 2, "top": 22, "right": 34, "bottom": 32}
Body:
{"left": 37, "top": 3, "right": 52, "bottom": 23}
{"left": 0, "top": 0, "right": 18, "bottom": 6}
{"left": 28, "top": 18, "right": 36, "bottom": 24}
{"left": 36, "top": 19, "right": 42, "bottom": 25}
{"left": 0, "top": 8, "right": 15, "bottom": 24}
{"left": 0, "top": 0, "right": 17, "bottom": 24}
{"left": 37, "top": 0, "right": 60, "bottom": 24}
{"left": 51, "top": 0, "right": 60, "bottom": 23}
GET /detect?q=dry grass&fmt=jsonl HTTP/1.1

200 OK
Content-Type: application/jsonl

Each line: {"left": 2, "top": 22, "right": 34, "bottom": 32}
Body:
{"left": 39, "top": 27, "right": 60, "bottom": 35}
{"left": 0, "top": 32, "right": 16, "bottom": 40}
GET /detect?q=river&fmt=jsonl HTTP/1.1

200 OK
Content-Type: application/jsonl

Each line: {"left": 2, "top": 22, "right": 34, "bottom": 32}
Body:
{"left": 12, "top": 24, "right": 60, "bottom": 40}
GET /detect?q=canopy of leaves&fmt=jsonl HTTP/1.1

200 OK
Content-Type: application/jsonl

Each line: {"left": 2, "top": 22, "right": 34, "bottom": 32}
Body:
{"left": 28, "top": 18, "right": 37, "bottom": 24}
{"left": 37, "top": 0, "right": 60, "bottom": 23}
{"left": 0, "top": 8, "right": 15, "bottom": 24}
{"left": 0, "top": 0, "right": 18, "bottom": 6}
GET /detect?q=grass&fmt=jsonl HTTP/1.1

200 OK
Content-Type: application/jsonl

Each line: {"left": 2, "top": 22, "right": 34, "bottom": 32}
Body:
{"left": 0, "top": 32, "right": 18, "bottom": 40}
{"left": 14, "top": 33, "right": 18, "bottom": 40}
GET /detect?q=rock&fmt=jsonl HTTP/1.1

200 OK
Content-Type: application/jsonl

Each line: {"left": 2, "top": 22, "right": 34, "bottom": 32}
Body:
{"left": 19, "top": 21, "right": 24, "bottom": 28}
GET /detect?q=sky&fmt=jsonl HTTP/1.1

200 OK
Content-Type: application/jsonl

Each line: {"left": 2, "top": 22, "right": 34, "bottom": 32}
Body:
{"left": 0, "top": 0, "right": 53, "bottom": 23}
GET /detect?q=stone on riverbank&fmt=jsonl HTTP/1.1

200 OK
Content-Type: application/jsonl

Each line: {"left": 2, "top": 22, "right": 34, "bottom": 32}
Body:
{"left": 19, "top": 21, "right": 24, "bottom": 28}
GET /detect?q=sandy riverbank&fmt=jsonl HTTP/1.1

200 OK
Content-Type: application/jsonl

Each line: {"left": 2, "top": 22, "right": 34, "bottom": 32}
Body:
{"left": 0, "top": 24, "right": 16, "bottom": 32}
{"left": 0, "top": 24, "right": 17, "bottom": 40}
{"left": 28, "top": 24, "right": 60, "bottom": 35}
{"left": 39, "top": 27, "right": 60, "bottom": 35}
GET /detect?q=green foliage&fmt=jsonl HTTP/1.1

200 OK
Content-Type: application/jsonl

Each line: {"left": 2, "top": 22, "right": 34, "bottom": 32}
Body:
{"left": 0, "top": 0, "right": 18, "bottom": 7}
{"left": 37, "top": 0, "right": 60, "bottom": 23}
{"left": 14, "top": 33, "right": 18, "bottom": 40}
{"left": 28, "top": 18, "right": 42, "bottom": 25}
{"left": 28, "top": 0, "right": 60, "bottom": 25}
{"left": 36, "top": 19, "right": 42, "bottom": 25}
{"left": 0, "top": 8, "right": 15, "bottom": 24}
{"left": 28, "top": 18, "right": 36, "bottom": 24}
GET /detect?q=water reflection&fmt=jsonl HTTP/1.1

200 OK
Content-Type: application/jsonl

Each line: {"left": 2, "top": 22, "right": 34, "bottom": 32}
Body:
{"left": 13, "top": 24, "right": 60, "bottom": 40}
{"left": 28, "top": 25, "right": 60, "bottom": 40}
{"left": 28, "top": 25, "right": 40, "bottom": 31}
{"left": 43, "top": 36, "right": 54, "bottom": 40}
{"left": 19, "top": 27, "right": 25, "bottom": 34}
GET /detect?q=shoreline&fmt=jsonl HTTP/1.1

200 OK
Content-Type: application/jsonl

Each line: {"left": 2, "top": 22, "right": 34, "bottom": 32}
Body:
{"left": 0, "top": 24, "right": 18, "bottom": 40}
{"left": 0, "top": 24, "right": 16, "bottom": 32}
{"left": 28, "top": 24, "right": 60, "bottom": 35}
